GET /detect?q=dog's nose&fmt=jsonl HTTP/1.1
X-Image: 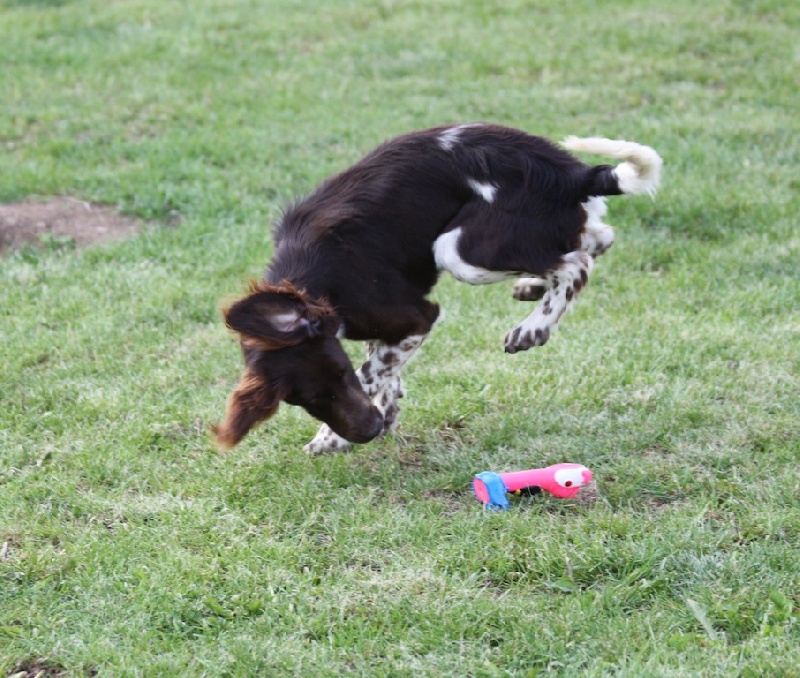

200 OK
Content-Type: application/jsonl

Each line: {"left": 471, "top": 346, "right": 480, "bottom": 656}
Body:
{"left": 349, "top": 412, "right": 384, "bottom": 444}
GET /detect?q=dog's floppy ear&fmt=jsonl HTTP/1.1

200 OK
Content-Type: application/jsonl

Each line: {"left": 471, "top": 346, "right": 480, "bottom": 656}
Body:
{"left": 211, "top": 369, "right": 281, "bottom": 450}
{"left": 223, "top": 283, "right": 336, "bottom": 350}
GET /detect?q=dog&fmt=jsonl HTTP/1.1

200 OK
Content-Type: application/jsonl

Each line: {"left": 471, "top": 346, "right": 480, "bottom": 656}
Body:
{"left": 213, "top": 123, "right": 662, "bottom": 453}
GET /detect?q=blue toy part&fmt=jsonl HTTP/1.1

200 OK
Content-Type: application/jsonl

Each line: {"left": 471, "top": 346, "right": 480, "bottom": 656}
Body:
{"left": 473, "top": 471, "right": 510, "bottom": 510}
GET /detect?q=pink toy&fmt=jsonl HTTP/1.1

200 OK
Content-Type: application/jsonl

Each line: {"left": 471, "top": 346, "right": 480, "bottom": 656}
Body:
{"left": 473, "top": 463, "right": 593, "bottom": 509}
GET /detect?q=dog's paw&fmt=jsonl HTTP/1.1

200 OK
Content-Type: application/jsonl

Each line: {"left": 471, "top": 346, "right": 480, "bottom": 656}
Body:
{"left": 381, "top": 400, "right": 401, "bottom": 434}
{"left": 303, "top": 426, "right": 350, "bottom": 455}
{"left": 512, "top": 278, "right": 547, "bottom": 301}
{"left": 504, "top": 324, "right": 551, "bottom": 353}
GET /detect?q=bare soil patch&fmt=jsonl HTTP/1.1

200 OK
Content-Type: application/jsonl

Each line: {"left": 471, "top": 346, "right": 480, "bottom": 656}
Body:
{"left": 0, "top": 197, "right": 142, "bottom": 253}
{"left": 8, "top": 658, "right": 70, "bottom": 678}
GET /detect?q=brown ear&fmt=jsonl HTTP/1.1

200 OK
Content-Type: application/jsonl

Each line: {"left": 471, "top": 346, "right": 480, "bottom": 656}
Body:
{"left": 212, "top": 370, "right": 281, "bottom": 450}
{"left": 223, "top": 283, "right": 336, "bottom": 350}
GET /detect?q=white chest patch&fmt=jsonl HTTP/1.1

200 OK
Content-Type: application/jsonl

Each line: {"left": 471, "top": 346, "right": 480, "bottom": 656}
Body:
{"left": 433, "top": 228, "right": 521, "bottom": 285}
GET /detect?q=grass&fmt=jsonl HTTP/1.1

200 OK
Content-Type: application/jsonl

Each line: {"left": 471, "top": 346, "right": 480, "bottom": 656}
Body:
{"left": 1, "top": 0, "right": 798, "bottom": 675}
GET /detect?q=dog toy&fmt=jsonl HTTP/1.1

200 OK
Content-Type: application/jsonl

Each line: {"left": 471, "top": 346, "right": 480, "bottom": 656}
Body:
{"left": 473, "top": 463, "right": 593, "bottom": 509}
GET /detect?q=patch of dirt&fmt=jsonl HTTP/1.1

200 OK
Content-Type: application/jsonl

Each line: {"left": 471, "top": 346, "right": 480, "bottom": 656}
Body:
{"left": 1, "top": 535, "right": 20, "bottom": 560}
{"left": 0, "top": 197, "right": 142, "bottom": 253}
{"left": 572, "top": 480, "right": 600, "bottom": 506}
{"left": 8, "top": 658, "right": 70, "bottom": 678}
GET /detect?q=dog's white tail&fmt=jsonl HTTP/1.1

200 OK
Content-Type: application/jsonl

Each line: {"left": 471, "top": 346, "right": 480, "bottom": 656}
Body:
{"left": 563, "top": 136, "right": 663, "bottom": 198}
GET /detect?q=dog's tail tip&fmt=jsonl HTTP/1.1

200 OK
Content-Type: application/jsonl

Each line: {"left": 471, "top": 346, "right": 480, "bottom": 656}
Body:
{"left": 563, "top": 136, "right": 663, "bottom": 198}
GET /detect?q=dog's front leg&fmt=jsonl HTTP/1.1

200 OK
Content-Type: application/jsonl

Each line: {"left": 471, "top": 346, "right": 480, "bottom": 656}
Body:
{"left": 359, "top": 335, "right": 425, "bottom": 426}
{"left": 303, "top": 425, "right": 349, "bottom": 455}
{"left": 505, "top": 251, "right": 594, "bottom": 353}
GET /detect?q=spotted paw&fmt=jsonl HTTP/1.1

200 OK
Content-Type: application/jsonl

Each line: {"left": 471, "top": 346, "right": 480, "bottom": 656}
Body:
{"left": 303, "top": 427, "right": 350, "bottom": 455}
{"left": 381, "top": 400, "right": 401, "bottom": 433}
{"left": 504, "top": 325, "right": 551, "bottom": 353}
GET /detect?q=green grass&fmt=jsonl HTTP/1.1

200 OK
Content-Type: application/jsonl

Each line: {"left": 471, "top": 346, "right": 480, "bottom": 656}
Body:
{"left": 1, "top": 0, "right": 798, "bottom": 675}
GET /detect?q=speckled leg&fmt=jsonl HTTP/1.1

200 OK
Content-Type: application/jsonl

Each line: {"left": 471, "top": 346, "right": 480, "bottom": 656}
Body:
{"left": 505, "top": 252, "right": 594, "bottom": 354}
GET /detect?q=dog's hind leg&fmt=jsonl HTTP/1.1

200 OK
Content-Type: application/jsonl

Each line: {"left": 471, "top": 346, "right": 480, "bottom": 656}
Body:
{"left": 512, "top": 277, "right": 547, "bottom": 301}
{"left": 514, "top": 198, "right": 613, "bottom": 307}
{"left": 579, "top": 196, "right": 616, "bottom": 258}
{"left": 304, "top": 334, "right": 428, "bottom": 454}
{"left": 505, "top": 251, "right": 594, "bottom": 354}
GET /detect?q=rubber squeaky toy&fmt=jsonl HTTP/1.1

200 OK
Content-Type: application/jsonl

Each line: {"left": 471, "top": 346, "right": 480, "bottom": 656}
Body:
{"left": 473, "top": 463, "right": 593, "bottom": 510}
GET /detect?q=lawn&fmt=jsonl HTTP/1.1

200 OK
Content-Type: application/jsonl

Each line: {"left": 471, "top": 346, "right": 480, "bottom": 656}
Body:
{"left": 1, "top": 0, "right": 798, "bottom": 675}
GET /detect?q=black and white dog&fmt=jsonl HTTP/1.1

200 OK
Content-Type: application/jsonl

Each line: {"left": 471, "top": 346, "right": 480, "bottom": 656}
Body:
{"left": 214, "top": 123, "right": 662, "bottom": 453}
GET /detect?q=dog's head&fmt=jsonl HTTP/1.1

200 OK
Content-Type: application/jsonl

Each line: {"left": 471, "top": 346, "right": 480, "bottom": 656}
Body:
{"left": 213, "top": 282, "right": 383, "bottom": 450}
